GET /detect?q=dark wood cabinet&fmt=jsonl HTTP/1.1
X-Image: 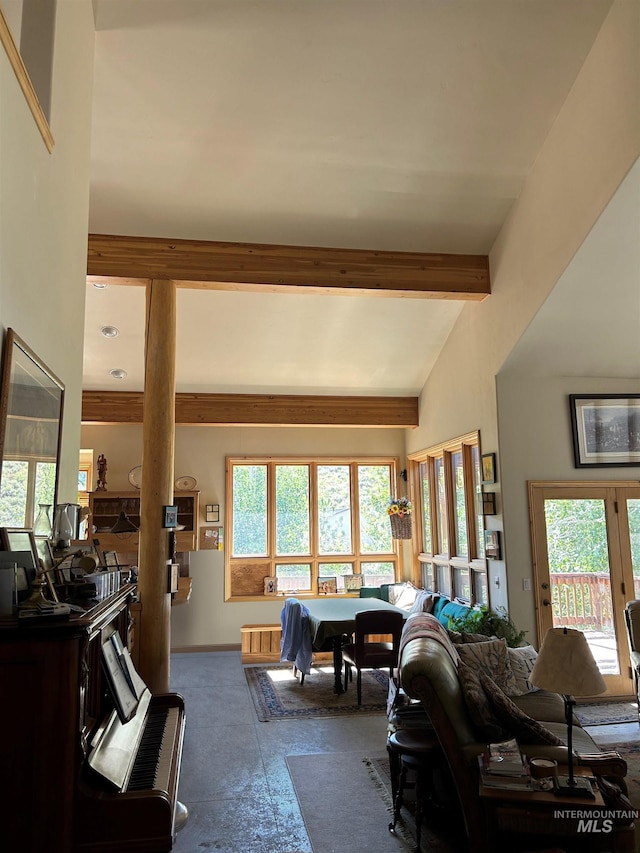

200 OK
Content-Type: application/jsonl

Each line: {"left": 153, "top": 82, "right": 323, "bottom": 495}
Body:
{"left": 0, "top": 587, "right": 135, "bottom": 853}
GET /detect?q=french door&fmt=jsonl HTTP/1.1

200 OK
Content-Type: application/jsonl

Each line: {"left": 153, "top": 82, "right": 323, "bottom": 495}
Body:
{"left": 529, "top": 482, "right": 640, "bottom": 697}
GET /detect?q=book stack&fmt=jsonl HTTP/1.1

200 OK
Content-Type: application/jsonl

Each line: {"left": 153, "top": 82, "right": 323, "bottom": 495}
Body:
{"left": 478, "top": 738, "right": 531, "bottom": 790}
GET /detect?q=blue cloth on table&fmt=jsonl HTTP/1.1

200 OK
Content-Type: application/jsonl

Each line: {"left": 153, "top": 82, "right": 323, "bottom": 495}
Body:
{"left": 280, "top": 598, "right": 313, "bottom": 676}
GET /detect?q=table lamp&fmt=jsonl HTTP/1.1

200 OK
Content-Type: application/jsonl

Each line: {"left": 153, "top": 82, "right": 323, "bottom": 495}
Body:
{"left": 529, "top": 626, "right": 606, "bottom": 797}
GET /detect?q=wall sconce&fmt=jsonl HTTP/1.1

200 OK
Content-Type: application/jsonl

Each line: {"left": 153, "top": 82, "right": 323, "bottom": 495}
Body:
{"left": 482, "top": 492, "right": 497, "bottom": 516}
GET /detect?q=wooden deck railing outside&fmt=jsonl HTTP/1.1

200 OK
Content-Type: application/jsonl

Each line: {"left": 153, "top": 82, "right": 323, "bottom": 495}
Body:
{"left": 550, "top": 571, "right": 640, "bottom": 632}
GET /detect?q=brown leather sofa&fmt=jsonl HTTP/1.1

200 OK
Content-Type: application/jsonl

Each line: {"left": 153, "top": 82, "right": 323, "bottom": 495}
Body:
{"left": 398, "top": 613, "right": 635, "bottom": 853}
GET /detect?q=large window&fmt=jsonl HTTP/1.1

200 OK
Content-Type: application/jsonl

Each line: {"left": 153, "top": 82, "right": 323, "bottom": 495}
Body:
{"left": 408, "top": 432, "right": 488, "bottom": 605}
{"left": 226, "top": 457, "right": 400, "bottom": 600}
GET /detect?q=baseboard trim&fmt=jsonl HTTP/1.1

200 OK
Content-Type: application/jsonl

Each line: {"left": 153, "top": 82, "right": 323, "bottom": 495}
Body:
{"left": 171, "top": 643, "right": 241, "bottom": 654}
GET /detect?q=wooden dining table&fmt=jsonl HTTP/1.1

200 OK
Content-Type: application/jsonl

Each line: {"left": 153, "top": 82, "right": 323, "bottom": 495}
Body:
{"left": 304, "top": 597, "right": 407, "bottom": 694}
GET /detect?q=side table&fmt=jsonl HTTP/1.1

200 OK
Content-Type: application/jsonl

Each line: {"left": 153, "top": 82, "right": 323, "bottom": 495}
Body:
{"left": 480, "top": 765, "right": 635, "bottom": 852}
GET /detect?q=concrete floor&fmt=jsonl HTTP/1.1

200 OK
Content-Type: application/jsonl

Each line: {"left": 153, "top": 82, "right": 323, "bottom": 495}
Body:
{"left": 169, "top": 650, "right": 389, "bottom": 853}
{"left": 169, "top": 650, "right": 640, "bottom": 853}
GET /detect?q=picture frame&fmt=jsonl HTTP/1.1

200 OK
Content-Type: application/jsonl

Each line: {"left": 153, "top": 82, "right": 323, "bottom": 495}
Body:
{"left": 263, "top": 576, "right": 276, "bottom": 595}
{"left": 482, "top": 492, "right": 497, "bottom": 516}
{"left": 0, "top": 331, "right": 64, "bottom": 528}
{"left": 0, "top": 556, "right": 30, "bottom": 603}
{"left": 570, "top": 394, "right": 640, "bottom": 467}
{"left": 163, "top": 505, "right": 178, "bottom": 528}
{"left": 344, "top": 574, "right": 364, "bottom": 592}
{"left": 103, "top": 551, "right": 121, "bottom": 569}
{"left": 318, "top": 576, "right": 337, "bottom": 595}
{"left": 484, "top": 530, "right": 501, "bottom": 560}
{"left": 34, "top": 537, "right": 54, "bottom": 572}
{"left": 0, "top": 550, "right": 38, "bottom": 607}
{"left": 481, "top": 453, "right": 497, "bottom": 484}
{"left": 205, "top": 503, "right": 220, "bottom": 523}
{"left": 1, "top": 528, "right": 38, "bottom": 564}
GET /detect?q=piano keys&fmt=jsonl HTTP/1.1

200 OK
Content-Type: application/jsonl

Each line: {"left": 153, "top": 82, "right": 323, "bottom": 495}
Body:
{"left": 76, "top": 691, "right": 186, "bottom": 852}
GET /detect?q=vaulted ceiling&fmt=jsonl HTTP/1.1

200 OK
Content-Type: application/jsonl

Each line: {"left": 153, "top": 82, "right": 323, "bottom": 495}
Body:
{"left": 84, "top": 0, "right": 627, "bottom": 399}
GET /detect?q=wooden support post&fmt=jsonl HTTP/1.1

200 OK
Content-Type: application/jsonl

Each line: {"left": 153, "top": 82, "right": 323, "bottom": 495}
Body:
{"left": 137, "top": 279, "right": 176, "bottom": 693}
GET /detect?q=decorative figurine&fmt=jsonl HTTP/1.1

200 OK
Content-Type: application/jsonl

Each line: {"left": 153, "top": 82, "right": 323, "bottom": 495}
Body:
{"left": 96, "top": 454, "right": 108, "bottom": 491}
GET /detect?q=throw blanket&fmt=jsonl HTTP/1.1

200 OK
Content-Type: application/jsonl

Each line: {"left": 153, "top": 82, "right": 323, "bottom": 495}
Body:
{"left": 280, "top": 598, "right": 313, "bottom": 675}
{"left": 398, "top": 612, "right": 460, "bottom": 667}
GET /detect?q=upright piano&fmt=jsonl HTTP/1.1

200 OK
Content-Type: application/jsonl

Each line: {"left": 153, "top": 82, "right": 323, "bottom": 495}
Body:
{"left": 0, "top": 585, "right": 186, "bottom": 853}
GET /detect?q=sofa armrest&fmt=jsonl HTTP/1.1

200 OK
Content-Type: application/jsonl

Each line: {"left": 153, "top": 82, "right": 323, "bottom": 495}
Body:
{"left": 576, "top": 751, "right": 627, "bottom": 779}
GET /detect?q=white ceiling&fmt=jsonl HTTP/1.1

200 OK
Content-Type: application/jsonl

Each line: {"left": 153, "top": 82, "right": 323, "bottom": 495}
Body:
{"left": 84, "top": 0, "right": 622, "bottom": 395}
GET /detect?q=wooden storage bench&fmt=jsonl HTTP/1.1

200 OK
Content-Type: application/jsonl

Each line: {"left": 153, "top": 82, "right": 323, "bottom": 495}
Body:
{"left": 240, "top": 624, "right": 282, "bottom": 664}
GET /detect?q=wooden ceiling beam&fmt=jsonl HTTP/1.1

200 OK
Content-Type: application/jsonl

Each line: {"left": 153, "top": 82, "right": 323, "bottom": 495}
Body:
{"left": 81, "top": 391, "right": 419, "bottom": 428}
{"left": 87, "top": 233, "right": 490, "bottom": 300}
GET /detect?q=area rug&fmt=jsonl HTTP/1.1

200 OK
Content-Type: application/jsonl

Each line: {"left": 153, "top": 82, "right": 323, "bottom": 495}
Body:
{"left": 286, "top": 752, "right": 409, "bottom": 853}
{"left": 576, "top": 701, "right": 638, "bottom": 726}
{"left": 244, "top": 663, "right": 389, "bottom": 721}
{"left": 287, "top": 741, "right": 640, "bottom": 853}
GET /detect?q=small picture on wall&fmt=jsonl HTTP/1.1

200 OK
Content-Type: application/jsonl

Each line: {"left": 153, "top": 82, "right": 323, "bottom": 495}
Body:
{"left": 484, "top": 530, "right": 501, "bottom": 560}
{"left": 205, "top": 504, "right": 220, "bottom": 523}
{"left": 481, "top": 453, "right": 497, "bottom": 484}
{"left": 163, "top": 505, "right": 178, "bottom": 528}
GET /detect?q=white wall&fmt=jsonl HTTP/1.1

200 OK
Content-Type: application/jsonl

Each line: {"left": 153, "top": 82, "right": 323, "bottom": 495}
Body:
{"left": 497, "top": 375, "right": 640, "bottom": 642}
{"left": 405, "top": 1, "right": 640, "bottom": 635}
{"left": 80, "top": 422, "right": 407, "bottom": 647}
{"left": 1, "top": 0, "right": 95, "bottom": 501}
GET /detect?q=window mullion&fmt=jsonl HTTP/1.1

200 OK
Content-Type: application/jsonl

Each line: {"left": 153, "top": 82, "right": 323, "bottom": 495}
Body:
{"left": 351, "top": 462, "right": 360, "bottom": 560}
{"left": 268, "top": 461, "right": 276, "bottom": 572}
{"left": 310, "top": 461, "right": 318, "bottom": 588}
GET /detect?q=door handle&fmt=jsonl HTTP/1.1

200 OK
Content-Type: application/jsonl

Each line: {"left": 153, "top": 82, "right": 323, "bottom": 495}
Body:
{"left": 542, "top": 599, "right": 551, "bottom": 607}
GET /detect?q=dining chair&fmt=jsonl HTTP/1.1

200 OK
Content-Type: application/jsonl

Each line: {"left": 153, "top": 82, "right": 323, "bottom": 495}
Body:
{"left": 342, "top": 609, "right": 404, "bottom": 705}
{"left": 280, "top": 598, "right": 312, "bottom": 683}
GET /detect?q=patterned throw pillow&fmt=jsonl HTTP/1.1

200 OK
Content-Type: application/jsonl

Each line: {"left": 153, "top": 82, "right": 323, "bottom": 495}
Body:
{"left": 456, "top": 638, "right": 518, "bottom": 696}
{"left": 457, "top": 661, "right": 510, "bottom": 741}
{"left": 480, "top": 672, "right": 563, "bottom": 746}
{"left": 507, "top": 645, "right": 539, "bottom": 696}
{"left": 462, "top": 631, "right": 496, "bottom": 644}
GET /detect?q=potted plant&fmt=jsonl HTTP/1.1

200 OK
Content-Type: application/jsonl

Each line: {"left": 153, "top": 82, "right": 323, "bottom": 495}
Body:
{"left": 449, "top": 605, "right": 526, "bottom": 648}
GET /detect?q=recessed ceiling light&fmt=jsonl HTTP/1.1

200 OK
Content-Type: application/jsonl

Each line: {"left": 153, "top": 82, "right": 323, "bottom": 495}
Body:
{"left": 92, "top": 282, "right": 108, "bottom": 289}
{"left": 109, "top": 368, "right": 127, "bottom": 380}
{"left": 100, "top": 325, "right": 119, "bottom": 338}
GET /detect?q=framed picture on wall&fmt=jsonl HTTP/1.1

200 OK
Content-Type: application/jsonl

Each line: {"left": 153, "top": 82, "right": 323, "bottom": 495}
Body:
{"left": 205, "top": 504, "right": 220, "bottom": 523}
{"left": 484, "top": 530, "right": 501, "bottom": 560}
{"left": 570, "top": 394, "right": 640, "bottom": 467}
{"left": 481, "top": 453, "right": 497, "bottom": 485}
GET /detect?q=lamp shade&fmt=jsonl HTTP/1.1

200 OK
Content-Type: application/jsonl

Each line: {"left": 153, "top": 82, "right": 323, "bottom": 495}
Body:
{"left": 529, "top": 627, "right": 606, "bottom": 697}
{"left": 110, "top": 511, "right": 139, "bottom": 534}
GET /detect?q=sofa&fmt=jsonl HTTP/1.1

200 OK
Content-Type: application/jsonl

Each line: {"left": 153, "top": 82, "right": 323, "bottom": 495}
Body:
{"left": 397, "top": 612, "right": 634, "bottom": 853}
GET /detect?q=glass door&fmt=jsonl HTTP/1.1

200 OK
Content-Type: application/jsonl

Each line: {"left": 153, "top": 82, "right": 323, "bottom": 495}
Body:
{"left": 529, "top": 483, "right": 638, "bottom": 697}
